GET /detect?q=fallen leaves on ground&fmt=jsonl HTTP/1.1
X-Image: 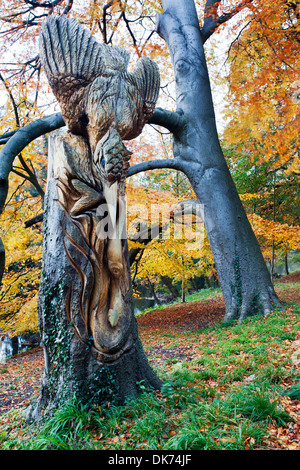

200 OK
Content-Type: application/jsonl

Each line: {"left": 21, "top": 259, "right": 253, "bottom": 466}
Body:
{"left": 0, "top": 348, "right": 44, "bottom": 415}
{"left": 275, "top": 271, "right": 300, "bottom": 284}
{"left": 0, "top": 272, "right": 300, "bottom": 450}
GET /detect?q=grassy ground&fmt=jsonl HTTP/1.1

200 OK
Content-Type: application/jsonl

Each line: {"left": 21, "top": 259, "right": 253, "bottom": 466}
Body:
{"left": 1, "top": 277, "right": 300, "bottom": 450}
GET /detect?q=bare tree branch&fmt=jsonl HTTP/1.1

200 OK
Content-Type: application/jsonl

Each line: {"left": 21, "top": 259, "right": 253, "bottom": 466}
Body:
{"left": 0, "top": 105, "right": 185, "bottom": 283}
{"left": 201, "top": 0, "right": 254, "bottom": 43}
{"left": 23, "top": 0, "right": 63, "bottom": 8}
{"left": 102, "top": 1, "right": 114, "bottom": 43}
{"left": 62, "top": 0, "right": 73, "bottom": 15}
{"left": 24, "top": 212, "right": 44, "bottom": 228}
{"left": 122, "top": 10, "right": 138, "bottom": 46}
{"left": 0, "top": 106, "right": 185, "bottom": 210}
{"left": 0, "top": 107, "right": 184, "bottom": 145}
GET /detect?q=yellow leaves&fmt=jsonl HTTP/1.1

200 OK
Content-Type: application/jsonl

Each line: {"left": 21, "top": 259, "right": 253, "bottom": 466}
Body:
{"left": 6, "top": 294, "right": 39, "bottom": 336}
{"left": 5, "top": 227, "right": 29, "bottom": 253}
{"left": 105, "top": 0, "right": 126, "bottom": 13}
{"left": 239, "top": 193, "right": 261, "bottom": 203}
{"left": 149, "top": 43, "right": 166, "bottom": 60}
{"left": 0, "top": 253, "right": 41, "bottom": 335}
{"left": 132, "top": 232, "right": 213, "bottom": 287}
{"left": 110, "top": 0, "right": 123, "bottom": 13}
{"left": 0, "top": 157, "right": 43, "bottom": 336}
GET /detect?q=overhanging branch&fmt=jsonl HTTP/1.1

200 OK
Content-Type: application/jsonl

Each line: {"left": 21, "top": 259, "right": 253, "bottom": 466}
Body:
{"left": 0, "top": 107, "right": 182, "bottom": 147}
{"left": 127, "top": 158, "right": 184, "bottom": 177}
{"left": 0, "top": 107, "right": 185, "bottom": 211}
{"left": 148, "top": 107, "right": 185, "bottom": 136}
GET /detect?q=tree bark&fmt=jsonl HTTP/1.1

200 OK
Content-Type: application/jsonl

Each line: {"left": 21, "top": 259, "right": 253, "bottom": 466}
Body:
{"left": 158, "top": 0, "right": 281, "bottom": 321}
{"left": 25, "top": 131, "right": 161, "bottom": 422}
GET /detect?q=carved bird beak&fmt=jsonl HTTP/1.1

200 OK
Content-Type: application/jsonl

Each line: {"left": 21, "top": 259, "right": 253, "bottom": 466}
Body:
{"left": 102, "top": 180, "right": 124, "bottom": 276}
{"left": 102, "top": 180, "right": 118, "bottom": 233}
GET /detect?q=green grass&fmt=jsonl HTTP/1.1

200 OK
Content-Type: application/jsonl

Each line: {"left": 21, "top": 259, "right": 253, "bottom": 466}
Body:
{"left": 283, "top": 383, "right": 300, "bottom": 400}
{"left": 0, "top": 281, "right": 300, "bottom": 450}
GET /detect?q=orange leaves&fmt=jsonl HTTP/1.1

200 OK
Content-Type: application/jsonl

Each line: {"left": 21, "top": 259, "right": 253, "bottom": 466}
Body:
{"left": 249, "top": 214, "right": 300, "bottom": 248}
{"left": 149, "top": 43, "right": 167, "bottom": 60}
{"left": 8, "top": 294, "right": 39, "bottom": 336}
{"left": 0, "top": 346, "right": 44, "bottom": 416}
{"left": 248, "top": 213, "right": 300, "bottom": 261}
{"left": 222, "top": 0, "right": 300, "bottom": 176}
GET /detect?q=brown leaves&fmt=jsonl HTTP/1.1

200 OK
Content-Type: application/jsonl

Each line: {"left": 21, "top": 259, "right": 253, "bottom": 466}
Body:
{"left": 267, "top": 411, "right": 300, "bottom": 450}
{"left": 0, "top": 347, "right": 43, "bottom": 416}
{"left": 1, "top": 276, "right": 300, "bottom": 451}
{"left": 138, "top": 296, "right": 225, "bottom": 336}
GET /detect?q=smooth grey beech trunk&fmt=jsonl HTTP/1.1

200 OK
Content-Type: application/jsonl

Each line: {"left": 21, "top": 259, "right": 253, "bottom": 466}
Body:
{"left": 158, "top": 0, "right": 281, "bottom": 321}
{"left": 25, "top": 131, "right": 161, "bottom": 421}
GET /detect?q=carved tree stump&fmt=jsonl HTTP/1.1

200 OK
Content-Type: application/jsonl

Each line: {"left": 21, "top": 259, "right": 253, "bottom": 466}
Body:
{"left": 26, "top": 130, "right": 161, "bottom": 421}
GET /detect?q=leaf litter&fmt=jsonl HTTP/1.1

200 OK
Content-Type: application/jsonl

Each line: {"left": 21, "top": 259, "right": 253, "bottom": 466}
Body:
{"left": 0, "top": 273, "right": 300, "bottom": 450}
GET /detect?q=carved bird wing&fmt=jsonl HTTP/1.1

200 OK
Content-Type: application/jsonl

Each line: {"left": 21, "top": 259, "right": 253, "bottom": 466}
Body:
{"left": 126, "top": 56, "right": 160, "bottom": 122}
{"left": 40, "top": 15, "right": 160, "bottom": 138}
{"left": 39, "top": 15, "right": 130, "bottom": 84}
{"left": 39, "top": 15, "right": 130, "bottom": 133}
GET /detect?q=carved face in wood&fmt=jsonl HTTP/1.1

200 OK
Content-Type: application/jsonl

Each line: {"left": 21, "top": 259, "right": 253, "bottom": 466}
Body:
{"left": 39, "top": 15, "right": 160, "bottom": 357}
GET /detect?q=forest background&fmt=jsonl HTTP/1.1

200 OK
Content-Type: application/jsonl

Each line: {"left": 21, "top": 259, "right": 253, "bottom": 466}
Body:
{"left": 0, "top": 0, "right": 299, "bottom": 340}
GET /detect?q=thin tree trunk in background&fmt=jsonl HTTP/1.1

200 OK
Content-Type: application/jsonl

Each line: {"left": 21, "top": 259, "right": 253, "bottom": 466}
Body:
{"left": 271, "top": 174, "right": 276, "bottom": 282}
{"left": 285, "top": 250, "right": 289, "bottom": 276}
{"left": 147, "top": 278, "right": 161, "bottom": 305}
{"left": 0, "top": 113, "right": 65, "bottom": 283}
{"left": 160, "top": 275, "right": 179, "bottom": 300}
{"left": 271, "top": 240, "right": 275, "bottom": 283}
{"left": 181, "top": 255, "right": 186, "bottom": 303}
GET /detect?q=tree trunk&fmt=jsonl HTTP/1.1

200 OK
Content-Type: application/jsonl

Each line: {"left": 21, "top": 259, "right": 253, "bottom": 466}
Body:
{"left": 158, "top": 0, "right": 281, "bottom": 321}
{"left": 181, "top": 255, "right": 186, "bottom": 303}
{"left": 271, "top": 240, "right": 275, "bottom": 283}
{"left": 147, "top": 278, "right": 161, "bottom": 306}
{"left": 271, "top": 175, "right": 276, "bottom": 282}
{"left": 0, "top": 113, "right": 64, "bottom": 283}
{"left": 25, "top": 131, "right": 161, "bottom": 422}
{"left": 284, "top": 249, "right": 289, "bottom": 276}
